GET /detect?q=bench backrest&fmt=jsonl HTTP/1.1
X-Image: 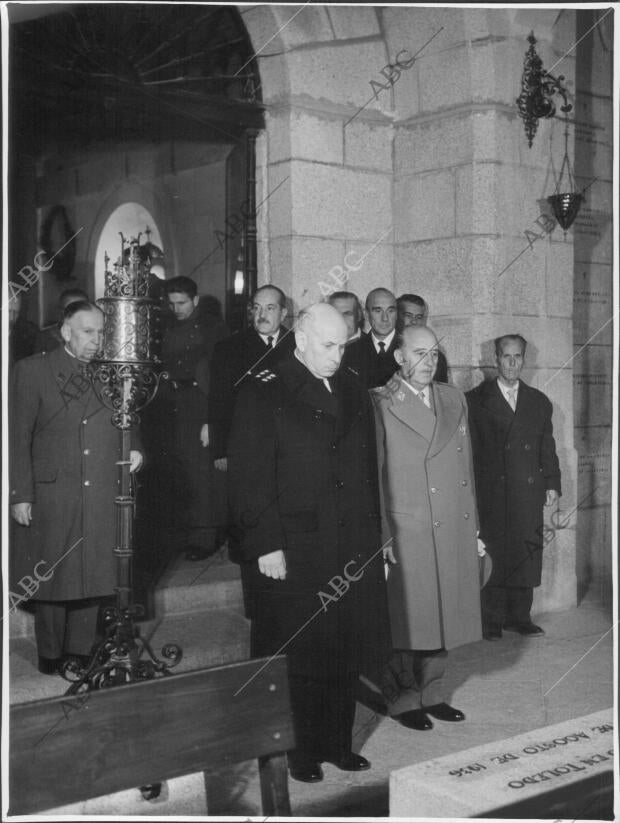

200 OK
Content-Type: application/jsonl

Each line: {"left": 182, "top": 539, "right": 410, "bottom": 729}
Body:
{"left": 10, "top": 655, "right": 293, "bottom": 815}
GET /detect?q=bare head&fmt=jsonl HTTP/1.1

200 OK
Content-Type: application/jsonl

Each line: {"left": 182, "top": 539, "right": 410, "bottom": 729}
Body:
{"left": 365, "top": 288, "right": 397, "bottom": 339}
{"left": 395, "top": 325, "right": 439, "bottom": 390}
{"left": 397, "top": 293, "right": 428, "bottom": 328}
{"left": 60, "top": 301, "right": 104, "bottom": 362}
{"left": 495, "top": 334, "right": 527, "bottom": 387}
{"left": 295, "top": 303, "right": 348, "bottom": 379}
{"left": 328, "top": 290, "right": 363, "bottom": 338}
{"left": 251, "top": 285, "right": 288, "bottom": 336}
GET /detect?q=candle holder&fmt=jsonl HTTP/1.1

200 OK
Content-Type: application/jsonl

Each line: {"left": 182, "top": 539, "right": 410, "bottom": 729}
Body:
{"left": 62, "top": 234, "right": 182, "bottom": 694}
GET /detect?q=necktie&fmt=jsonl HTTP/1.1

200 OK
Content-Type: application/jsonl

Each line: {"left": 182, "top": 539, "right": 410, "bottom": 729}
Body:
{"left": 267, "top": 336, "right": 274, "bottom": 349}
{"left": 418, "top": 389, "right": 431, "bottom": 409}
{"left": 378, "top": 341, "right": 386, "bottom": 355}
{"left": 507, "top": 388, "right": 517, "bottom": 411}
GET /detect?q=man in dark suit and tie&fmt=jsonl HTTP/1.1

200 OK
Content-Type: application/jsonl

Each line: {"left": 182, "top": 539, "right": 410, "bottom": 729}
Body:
{"left": 208, "top": 285, "right": 295, "bottom": 471}
{"left": 340, "top": 287, "right": 399, "bottom": 388}
{"left": 466, "top": 334, "right": 561, "bottom": 640}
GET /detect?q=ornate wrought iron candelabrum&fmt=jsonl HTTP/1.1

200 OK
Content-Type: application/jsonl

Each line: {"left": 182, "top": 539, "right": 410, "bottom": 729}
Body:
{"left": 62, "top": 234, "right": 182, "bottom": 694}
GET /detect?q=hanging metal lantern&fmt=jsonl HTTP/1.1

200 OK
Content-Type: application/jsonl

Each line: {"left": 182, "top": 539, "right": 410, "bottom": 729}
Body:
{"left": 546, "top": 119, "right": 582, "bottom": 233}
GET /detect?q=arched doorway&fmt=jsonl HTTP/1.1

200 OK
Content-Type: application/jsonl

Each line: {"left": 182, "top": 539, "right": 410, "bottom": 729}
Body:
{"left": 11, "top": 3, "right": 263, "bottom": 332}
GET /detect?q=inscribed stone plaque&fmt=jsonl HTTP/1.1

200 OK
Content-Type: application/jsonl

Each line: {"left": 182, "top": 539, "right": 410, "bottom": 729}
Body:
{"left": 390, "top": 709, "right": 613, "bottom": 818}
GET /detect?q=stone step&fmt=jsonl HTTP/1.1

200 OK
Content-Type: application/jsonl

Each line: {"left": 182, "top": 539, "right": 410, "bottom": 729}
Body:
{"left": 10, "top": 606, "right": 250, "bottom": 705}
{"left": 9, "top": 551, "right": 244, "bottom": 640}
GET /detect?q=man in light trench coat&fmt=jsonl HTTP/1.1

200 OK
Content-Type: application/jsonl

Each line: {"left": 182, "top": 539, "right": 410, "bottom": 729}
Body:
{"left": 371, "top": 325, "right": 484, "bottom": 731}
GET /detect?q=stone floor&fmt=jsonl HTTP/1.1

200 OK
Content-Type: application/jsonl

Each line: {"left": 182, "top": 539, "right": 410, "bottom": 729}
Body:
{"left": 8, "top": 554, "right": 615, "bottom": 818}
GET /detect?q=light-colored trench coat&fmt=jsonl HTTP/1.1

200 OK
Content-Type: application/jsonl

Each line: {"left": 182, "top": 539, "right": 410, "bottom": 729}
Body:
{"left": 371, "top": 375, "right": 482, "bottom": 650}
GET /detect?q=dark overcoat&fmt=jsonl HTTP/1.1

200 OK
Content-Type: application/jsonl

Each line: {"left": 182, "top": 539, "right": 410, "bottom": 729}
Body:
{"left": 340, "top": 332, "right": 399, "bottom": 389}
{"left": 371, "top": 375, "right": 482, "bottom": 650}
{"left": 466, "top": 379, "right": 562, "bottom": 588}
{"left": 207, "top": 325, "right": 295, "bottom": 459}
{"left": 227, "top": 355, "right": 391, "bottom": 683}
{"left": 10, "top": 346, "right": 137, "bottom": 600}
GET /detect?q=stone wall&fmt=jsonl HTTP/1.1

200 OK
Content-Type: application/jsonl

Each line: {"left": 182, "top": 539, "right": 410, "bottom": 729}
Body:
{"left": 573, "top": 8, "right": 614, "bottom": 601}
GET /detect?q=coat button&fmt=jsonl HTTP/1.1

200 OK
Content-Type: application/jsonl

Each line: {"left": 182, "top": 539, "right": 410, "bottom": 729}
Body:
{"left": 336, "top": 480, "right": 344, "bottom": 489}
{"left": 84, "top": 480, "right": 90, "bottom": 486}
{"left": 331, "top": 442, "right": 338, "bottom": 451}
{"left": 456, "top": 446, "right": 462, "bottom": 452}
{"left": 82, "top": 419, "right": 88, "bottom": 425}
{"left": 83, "top": 449, "right": 90, "bottom": 455}
{"left": 430, "top": 487, "right": 437, "bottom": 493}
{"left": 461, "top": 479, "right": 468, "bottom": 486}
{"left": 524, "top": 444, "right": 531, "bottom": 450}
{"left": 527, "top": 476, "right": 534, "bottom": 484}
{"left": 433, "top": 520, "right": 441, "bottom": 528}
{"left": 463, "top": 512, "right": 470, "bottom": 519}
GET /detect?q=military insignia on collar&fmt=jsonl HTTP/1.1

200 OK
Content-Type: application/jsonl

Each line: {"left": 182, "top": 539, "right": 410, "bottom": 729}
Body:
{"left": 397, "top": 391, "right": 406, "bottom": 401}
{"left": 460, "top": 424, "right": 467, "bottom": 435}
{"left": 256, "top": 369, "right": 277, "bottom": 382}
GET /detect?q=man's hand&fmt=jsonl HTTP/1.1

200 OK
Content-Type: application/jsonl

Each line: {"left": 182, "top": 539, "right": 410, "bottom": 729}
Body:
{"left": 545, "top": 489, "right": 560, "bottom": 507}
{"left": 11, "top": 503, "right": 32, "bottom": 526}
{"left": 383, "top": 543, "right": 397, "bottom": 565}
{"left": 200, "top": 424, "right": 209, "bottom": 447}
{"left": 258, "top": 549, "right": 286, "bottom": 580}
{"left": 214, "top": 457, "right": 228, "bottom": 472}
{"left": 129, "top": 450, "right": 144, "bottom": 473}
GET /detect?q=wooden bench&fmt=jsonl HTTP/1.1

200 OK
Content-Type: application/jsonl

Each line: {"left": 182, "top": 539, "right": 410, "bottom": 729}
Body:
{"left": 9, "top": 655, "right": 294, "bottom": 815}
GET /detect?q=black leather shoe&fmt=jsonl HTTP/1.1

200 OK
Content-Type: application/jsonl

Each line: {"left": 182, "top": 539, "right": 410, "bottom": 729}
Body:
{"left": 504, "top": 622, "right": 544, "bottom": 636}
{"left": 483, "top": 627, "right": 502, "bottom": 641}
{"left": 424, "top": 703, "right": 465, "bottom": 722}
{"left": 38, "top": 656, "right": 62, "bottom": 675}
{"left": 395, "top": 709, "right": 433, "bottom": 730}
{"left": 288, "top": 759, "right": 324, "bottom": 783}
{"left": 327, "top": 753, "right": 371, "bottom": 771}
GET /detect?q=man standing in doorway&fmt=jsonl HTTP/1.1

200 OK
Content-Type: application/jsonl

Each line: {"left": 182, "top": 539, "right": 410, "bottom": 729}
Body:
{"left": 466, "top": 334, "right": 561, "bottom": 639}
{"left": 153, "top": 276, "right": 229, "bottom": 561}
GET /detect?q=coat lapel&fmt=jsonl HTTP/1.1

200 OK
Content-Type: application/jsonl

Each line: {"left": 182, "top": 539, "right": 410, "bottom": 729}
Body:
{"left": 386, "top": 375, "right": 436, "bottom": 442}
{"left": 427, "top": 383, "right": 462, "bottom": 458}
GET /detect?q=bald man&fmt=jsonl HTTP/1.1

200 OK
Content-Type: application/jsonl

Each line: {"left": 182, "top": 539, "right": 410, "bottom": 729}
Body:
{"left": 340, "top": 288, "right": 399, "bottom": 388}
{"left": 228, "top": 303, "right": 390, "bottom": 783}
{"left": 371, "top": 325, "right": 482, "bottom": 731}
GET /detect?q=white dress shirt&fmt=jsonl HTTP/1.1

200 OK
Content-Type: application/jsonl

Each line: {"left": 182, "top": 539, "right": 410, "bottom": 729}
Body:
{"left": 371, "top": 329, "right": 395, "bottom": 354}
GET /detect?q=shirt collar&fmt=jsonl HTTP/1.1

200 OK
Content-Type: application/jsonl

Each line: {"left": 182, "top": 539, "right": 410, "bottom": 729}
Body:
{"left": 259, "top": 329, "right": 279, "bottom": 346}
{"left": 497, "top": 378, "right": 519, "bottom": 401}
{"left": 371, "top": 329, "right": 395, "bottom": 353}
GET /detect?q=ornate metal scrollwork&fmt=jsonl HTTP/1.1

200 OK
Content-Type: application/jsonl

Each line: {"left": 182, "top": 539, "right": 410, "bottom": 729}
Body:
{"left": 516, "top": 32, "right": 572, "bottom": 148}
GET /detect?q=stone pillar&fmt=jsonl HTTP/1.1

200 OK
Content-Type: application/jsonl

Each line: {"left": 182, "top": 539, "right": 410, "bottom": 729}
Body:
{"left": 385, "top": 7, "right": 578, "bottom": 611}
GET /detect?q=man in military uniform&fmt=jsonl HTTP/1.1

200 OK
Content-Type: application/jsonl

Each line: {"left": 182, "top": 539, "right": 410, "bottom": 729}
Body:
{"left": 228, "top": 303, "right": 390, "bottom": 783}
{"left": 208, "top": 285, "right": 294, "bottom": 471}
{"left": 153, "top": 276, "right": 229, "bottom": 561}
{"left": 396, "top": 293, "right": 449, "bottom": 383}
{"left": 11, "top": 301, "right": 143, "bottom": 674}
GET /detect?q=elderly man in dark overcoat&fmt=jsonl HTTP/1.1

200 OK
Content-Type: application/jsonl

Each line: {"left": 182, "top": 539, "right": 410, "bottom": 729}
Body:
{"left": 228, "top": 302, "right": 390, "bottom": 784}
{"left": 466, "top": 334, "right": 561, "bottom": 639}
{"left": 10, "top": 301, "right": 143, "bottom": 674}
{"left": 371, "top": 325, "right": 482, "bottom": 731}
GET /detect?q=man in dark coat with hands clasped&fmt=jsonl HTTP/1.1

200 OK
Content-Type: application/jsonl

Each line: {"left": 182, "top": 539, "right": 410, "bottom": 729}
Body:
{"left": 228, "top": 302, "right": 390, "bottom": 784}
